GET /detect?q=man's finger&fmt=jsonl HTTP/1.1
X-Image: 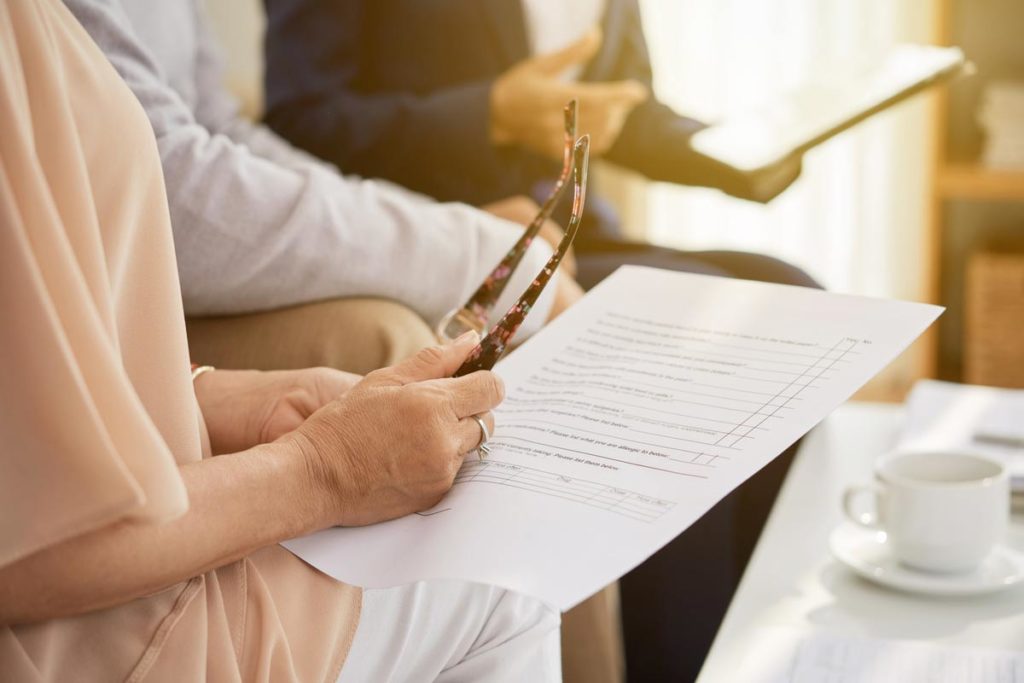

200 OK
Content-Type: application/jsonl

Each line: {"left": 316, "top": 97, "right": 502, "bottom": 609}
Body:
{"left": 445, "top": 371, "right": 506, "bottom": 418}
{"left": 538, "top": 219, "right": 566, "bottom": 249}
{"left": 562, "top": 247, "right": 579, "bottom": 278}
{"left": 527, "top": 27, "right": 602, "bottom": 76}
{"left": 575, "top": 79, "right": 649, "bottom": 106}
{"left": 385, "top": 331, "right": 480, "bottom": 384}
{"left": 454, "top": 411, "right": 497, "bottom": 456}
{"left": 481, "top": 195, "right": 541, "bottom": 225}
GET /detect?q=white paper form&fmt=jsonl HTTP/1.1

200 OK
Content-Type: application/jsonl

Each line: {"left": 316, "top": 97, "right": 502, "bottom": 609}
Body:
{"left": 283, "top": 267, "right": 942, "bottom": 610}
{"left": 737, "top": 629, "right": 1024, "bottom": 683}
{"left": 901, "top": 380, "right": 1024, "bottom": 487}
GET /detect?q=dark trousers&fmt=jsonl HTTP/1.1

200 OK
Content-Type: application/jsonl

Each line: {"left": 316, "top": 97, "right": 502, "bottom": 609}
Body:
{"left": 570, "top": 233, "right": 819, "bottom": 682}
{"left": 574, "top": 239, "right": 820, "bottom": 293}
{"left": 618, "top": 443, "right": 800, "bottom": 682}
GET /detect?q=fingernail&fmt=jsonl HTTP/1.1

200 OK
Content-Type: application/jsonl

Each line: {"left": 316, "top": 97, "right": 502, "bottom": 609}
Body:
{"left": 455, "top": 330, "right": 480, "bottom": 345}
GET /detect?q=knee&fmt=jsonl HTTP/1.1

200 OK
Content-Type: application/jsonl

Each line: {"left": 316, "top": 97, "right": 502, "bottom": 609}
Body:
{"left": 759, "top": 255, "right": 821, "bottom": 289}
{"left": 461, "top": 582, "right": 561, "bottom": 646}
{"left": 711, "top": 252, "right": 822, "bottom": 289}
{"left": 315, "top": 298, "right": 436, "bottom": 372}
{"left": 363, "top": 299, "right": 437, "bottom": 366}
{"left": 185, "top": 298, "right": 435, "bottom": 374}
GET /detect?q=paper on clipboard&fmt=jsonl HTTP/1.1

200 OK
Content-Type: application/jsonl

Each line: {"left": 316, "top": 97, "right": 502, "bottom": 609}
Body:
{"left": 900, "top": 379, "right": 1024, "bottom": 490}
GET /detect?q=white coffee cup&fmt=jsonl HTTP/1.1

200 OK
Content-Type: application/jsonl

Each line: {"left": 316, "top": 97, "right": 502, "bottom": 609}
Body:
{"left": 843, "top": 450, "right": 1009, "bottom": 574}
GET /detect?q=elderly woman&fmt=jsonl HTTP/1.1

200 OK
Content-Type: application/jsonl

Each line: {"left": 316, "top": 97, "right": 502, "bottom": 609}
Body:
{"left": 0, "top": 2, "right": 559, "bottom": 681}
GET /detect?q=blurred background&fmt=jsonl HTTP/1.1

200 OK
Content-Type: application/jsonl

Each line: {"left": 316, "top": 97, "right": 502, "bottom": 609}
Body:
{"left": 636, "top": 0, "right": 1024, "bottom": 400}
{"left": 207, "top": 0, "right": 1024, "bottom": 399}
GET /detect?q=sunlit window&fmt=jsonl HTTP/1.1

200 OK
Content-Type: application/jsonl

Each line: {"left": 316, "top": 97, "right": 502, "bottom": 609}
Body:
{"left": 638, "top": 0, "right": 938, "bottom": 301}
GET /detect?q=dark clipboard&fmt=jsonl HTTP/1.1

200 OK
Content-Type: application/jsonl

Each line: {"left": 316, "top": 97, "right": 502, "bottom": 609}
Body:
{"left": 690, "top": 45, "right": 969, "bottom": 173}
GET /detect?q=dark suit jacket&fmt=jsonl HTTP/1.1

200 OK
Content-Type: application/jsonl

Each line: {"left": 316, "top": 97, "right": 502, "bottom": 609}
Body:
{"left": 263, "top": 0, "right": 756, "bottom": 207}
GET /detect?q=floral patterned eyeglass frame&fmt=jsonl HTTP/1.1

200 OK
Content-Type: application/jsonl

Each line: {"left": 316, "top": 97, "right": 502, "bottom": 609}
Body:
{"left": 436, "top": 100, "right": 581, "bottom": 343}
{"left": 453, "top": 133, "right": 591, "bottom": 377}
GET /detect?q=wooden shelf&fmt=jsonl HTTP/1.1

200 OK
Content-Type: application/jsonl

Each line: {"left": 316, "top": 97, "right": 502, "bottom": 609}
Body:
{"left": 937, "top": 162, "right": 1024, "bottom": 202}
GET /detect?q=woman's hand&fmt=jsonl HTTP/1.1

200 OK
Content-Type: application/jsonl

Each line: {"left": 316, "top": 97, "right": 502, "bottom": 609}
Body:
{"left": 290, "top": 332, "right": 503, "bottom": 527}
{"left": 0, "top": 338, "right": 499, "bottom": 624}
{"left": 195, "top": 368, "right": 361, "bottom": 455}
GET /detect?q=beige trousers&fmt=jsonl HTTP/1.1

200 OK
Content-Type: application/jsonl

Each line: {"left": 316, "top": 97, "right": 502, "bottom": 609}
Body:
{"left": 186, "top": 297, "right": 622, "bottom": 683}
{"left": 186, "top": 298, "right": 436, "bottom": 374}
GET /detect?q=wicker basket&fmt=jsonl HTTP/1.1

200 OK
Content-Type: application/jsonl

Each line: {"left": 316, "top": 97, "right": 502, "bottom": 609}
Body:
{"left": 965, "top": 251, "right": 1024, "bottom": 388}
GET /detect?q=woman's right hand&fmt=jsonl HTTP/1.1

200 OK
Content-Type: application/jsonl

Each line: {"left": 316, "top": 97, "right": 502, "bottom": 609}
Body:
{"left": 288, "top": 331, "right": 504, "bottom": 527}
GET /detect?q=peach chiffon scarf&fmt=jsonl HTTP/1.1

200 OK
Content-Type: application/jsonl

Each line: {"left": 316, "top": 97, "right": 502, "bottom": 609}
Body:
{"left": 0, "top": 1, "right": 359, "bottom": 680}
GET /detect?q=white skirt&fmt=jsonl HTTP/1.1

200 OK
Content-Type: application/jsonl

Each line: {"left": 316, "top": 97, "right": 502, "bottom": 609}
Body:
{"left": 338, "top": 580, "right": 562, "bottom": 682}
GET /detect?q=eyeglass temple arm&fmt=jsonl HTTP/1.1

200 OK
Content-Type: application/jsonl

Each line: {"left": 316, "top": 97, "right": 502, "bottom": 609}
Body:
{"left": 453, "top": 135, "right": 591, "bottom": 378}
{"left": 458, "top": 101, "right": 579, "bottom": 323}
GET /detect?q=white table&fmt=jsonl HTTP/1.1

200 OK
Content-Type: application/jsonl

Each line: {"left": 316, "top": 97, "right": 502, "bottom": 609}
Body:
{"left": 697, "top": 402, "right": 1024, "bottom": 681}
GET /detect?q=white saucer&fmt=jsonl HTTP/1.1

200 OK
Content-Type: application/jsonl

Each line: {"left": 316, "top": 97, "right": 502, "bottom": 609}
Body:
{"left": 829, "top": 522, "right": 1024, "bottom": 597}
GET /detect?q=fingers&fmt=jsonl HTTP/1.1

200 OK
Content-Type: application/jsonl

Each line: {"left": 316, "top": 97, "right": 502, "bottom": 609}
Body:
{"left": 539, "top": 220, "right": 576, "bottom": 277}
{"left": 582, "top": 79, "right": 649, "bottom": 105}
{"left": 528, "top": 26, "right": 603, "bottom": 75}
{"left": 548, "top": 79, "right": 647, "bottom": 116}
{"left": 549, "top": 80, "right": 648, "bottom": 156}
{"left": 443, "top": 370, "right": 505, "bottom": 418}
{"left": 383, "top": 331, "right": 480, "bottom": 385}
{"left": 562, "top": 246, "right": 579, "bottom": 278}
{"left": 538, "top": 219, "right": 565, "bottom": 249}
{"left": 491, "top": 23, "right": 645, "bottom": 161}
{"left": 557, "top": 80, "right": 647, "bottom": 154}
{"left": 481, "top": 195, "right": 541, "bottom": 225}
{"left": 547, "top": 271, "right": 585, "bottom": 322}
{"left": 454, "top": 411, "right": 496, "bottom": 455}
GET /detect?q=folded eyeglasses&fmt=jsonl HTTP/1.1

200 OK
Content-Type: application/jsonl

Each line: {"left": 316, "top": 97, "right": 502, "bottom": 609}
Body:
{"left": 437, "top": 101, "right": 590, "bottom": 377}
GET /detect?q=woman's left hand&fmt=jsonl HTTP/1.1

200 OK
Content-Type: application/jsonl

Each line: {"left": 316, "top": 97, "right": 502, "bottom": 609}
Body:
{"left": 194, "top": 368, "right": 361, "bottom": 454}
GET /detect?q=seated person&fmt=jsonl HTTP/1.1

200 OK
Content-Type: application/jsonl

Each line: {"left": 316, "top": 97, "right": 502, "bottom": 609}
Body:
{"left": 261, "top": 1, "right": 815, "bottom": 679}
{"left": 65, "top": 1, "right": 624, "bottom": 679}
{"left": 0, "top": 2, "right": 558, "bottom": 680}
{"left": 65, "top": 0, "right": 581, "bottom": 379}
{"left": 262, "top": 0, "right": 809, "bottom": 290}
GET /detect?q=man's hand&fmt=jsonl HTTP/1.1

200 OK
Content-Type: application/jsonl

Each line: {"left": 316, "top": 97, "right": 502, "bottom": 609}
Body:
{"left": 195, "top": 368, "right": 360, "bottom": 454}
{"left": 548, "top": 269, "right": 585, "bottom": 322}
{"left": 744, "top": 152, "right": 803, "bottom": 203}
{"left": 482, "top": 195, "right": 577, "bottom": 276}
{"left": 702, "top": 150, "right": 804, "bottom": 203}
{"left": 490, "top": 28, "right": 649, "bottom": 160}
{"left": 481, "top": 195, "right": 585, "bottom": 322}
{"left": 288, "top": 332, "right": 504, "bottom": 526}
